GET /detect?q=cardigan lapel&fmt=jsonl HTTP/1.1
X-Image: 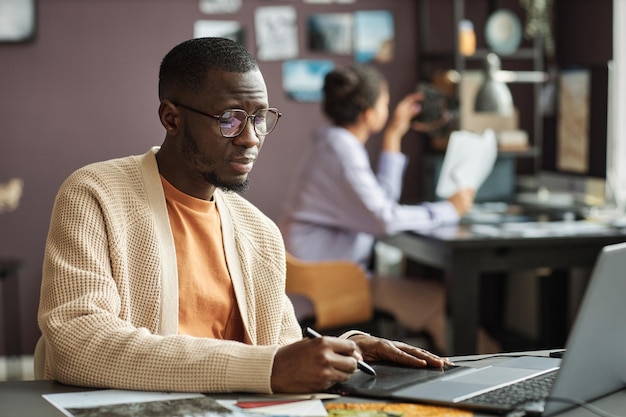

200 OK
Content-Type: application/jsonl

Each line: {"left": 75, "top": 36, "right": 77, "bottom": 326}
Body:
{"left": 215, "top": 190, "right": 255, "bottom": 344}
{"left": 140, "top": 148, "right": 179, "bottom": 335}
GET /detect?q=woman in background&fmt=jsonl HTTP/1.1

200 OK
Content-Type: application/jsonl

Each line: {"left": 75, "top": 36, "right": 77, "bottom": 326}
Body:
{"left": 280, "top": 65, "right": 475, "bottom": 353}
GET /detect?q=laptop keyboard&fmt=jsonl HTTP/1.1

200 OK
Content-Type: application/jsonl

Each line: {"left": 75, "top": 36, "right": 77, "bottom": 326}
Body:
{"left": 462, "top": 370, "right": 557, "bottom": 408}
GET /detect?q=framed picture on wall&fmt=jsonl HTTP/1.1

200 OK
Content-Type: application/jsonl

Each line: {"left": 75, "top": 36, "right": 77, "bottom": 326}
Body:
{"left": 307, "top": 13, "right": 353, "bottom": 55}
{"left": 193, "top": 20, "right": 245, "bottom": 46}
{"left": 282, "top": 59, "right": 334, "bottom": 102}
{"left": 353, "top": 10, "right": 395, "bottom": 63}
{"left": 0, "top": 0, "right": 37, "bottom": 42}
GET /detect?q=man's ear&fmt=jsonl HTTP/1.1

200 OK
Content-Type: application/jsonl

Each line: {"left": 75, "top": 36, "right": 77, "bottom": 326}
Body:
{"left": 159, "top": 100, "right": 179, "bottom": 134}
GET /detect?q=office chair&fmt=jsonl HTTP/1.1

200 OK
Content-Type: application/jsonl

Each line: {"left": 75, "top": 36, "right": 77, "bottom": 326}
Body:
{"left": 285, "top": 252, "right": 448, "bottom": 349}
{"left": 285, "top": 252, "right": 375, "bottom": 333}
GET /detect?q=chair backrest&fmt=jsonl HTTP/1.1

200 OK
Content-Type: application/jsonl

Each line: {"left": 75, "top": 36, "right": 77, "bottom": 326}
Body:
{"left": 285, "top": 252, "right": 373, "bottom": 330}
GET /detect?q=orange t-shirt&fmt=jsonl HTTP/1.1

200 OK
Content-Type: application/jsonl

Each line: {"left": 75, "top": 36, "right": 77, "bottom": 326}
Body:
{"left": 161, "top": 177, "right": 245, "bottom": 341}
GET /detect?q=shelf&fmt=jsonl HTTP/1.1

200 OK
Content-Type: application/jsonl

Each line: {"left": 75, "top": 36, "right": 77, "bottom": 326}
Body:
{"left": 418, "top": 0, "right": 545, "bottom": 176}
{"left": 421, "top": 47, "right": 540, "bottom": 62}
{"left": 424, "top": 146, "right": 539, "bottom": 159}
{"left": 497, "top": 146, "right": 539, "bottom": 158}
{"left": 465, "top": 48, "right": 542, "bottom": 61}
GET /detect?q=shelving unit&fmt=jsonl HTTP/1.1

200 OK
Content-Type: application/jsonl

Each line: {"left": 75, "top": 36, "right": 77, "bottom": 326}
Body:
{"left": 417, "top": 0, "right": 547, "bottom": 200}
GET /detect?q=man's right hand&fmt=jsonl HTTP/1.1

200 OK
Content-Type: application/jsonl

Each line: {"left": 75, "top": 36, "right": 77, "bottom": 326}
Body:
{"left": 271, "top": 336, "right": 361, "bottom": 393}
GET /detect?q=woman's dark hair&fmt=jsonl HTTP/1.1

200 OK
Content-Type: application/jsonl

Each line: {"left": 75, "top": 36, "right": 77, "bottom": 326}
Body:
{"left": 158, "top": 37, "right": 258, "bottom": 100}
{"left": 322, "top": 65, "right": 385, "bottom": 126}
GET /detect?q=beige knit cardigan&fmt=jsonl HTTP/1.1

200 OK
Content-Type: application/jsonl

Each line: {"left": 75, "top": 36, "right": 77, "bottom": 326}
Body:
{"left": 38, "top": 147, "right": 303, "bottom": 393}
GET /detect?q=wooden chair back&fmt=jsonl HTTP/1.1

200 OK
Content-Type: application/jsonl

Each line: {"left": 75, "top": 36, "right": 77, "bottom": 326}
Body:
{"left": 285, "top": 252, "right": 373, "bottom": 330}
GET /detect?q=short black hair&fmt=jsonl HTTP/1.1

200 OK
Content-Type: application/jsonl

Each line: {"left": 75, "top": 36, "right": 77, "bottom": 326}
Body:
{"left": 158, "top": 37, "right": 258, "bottom": 100}
{"left": 322, "top": 65, "right": 384, "bottom": 126}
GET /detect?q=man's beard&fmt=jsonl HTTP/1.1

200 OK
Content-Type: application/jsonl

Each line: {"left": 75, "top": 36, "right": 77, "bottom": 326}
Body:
{"left": 201, "top": 171, "right": 250, "bottom": 193}
{"left": 182, "top": 131, "right": 250, "bottom": 193}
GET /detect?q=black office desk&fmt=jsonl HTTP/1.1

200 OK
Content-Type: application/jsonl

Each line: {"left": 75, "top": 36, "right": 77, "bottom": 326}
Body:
{"left": 4, "top": 358, "right": 626, "bottom": 417}
{"left": 383, "top": 223, "right": 626, "bottom": 355}
{"left": 0, "top": 380, "right": 92, "bottom": 417}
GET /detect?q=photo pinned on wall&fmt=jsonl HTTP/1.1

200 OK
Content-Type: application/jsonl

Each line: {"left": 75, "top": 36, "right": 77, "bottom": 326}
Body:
{"left": 198, "top": 0, "right": 241, "bottom": 14}
{"left": 353, "top": 10, "right": 394, "bottom": 64}
{"left": 307, "top": 13, "right": 353, "bottom": 55}
{"left": 282, "top": 59, "right": 335, "bottom": 102}
{"left": 254, "top": 5, "right": 299, "bottom": 61}
{"left": 193, "top": 20, "right": 245, "bottom": 45}
{"left": 0, "top": 0, "right": 37, "bottom": 42}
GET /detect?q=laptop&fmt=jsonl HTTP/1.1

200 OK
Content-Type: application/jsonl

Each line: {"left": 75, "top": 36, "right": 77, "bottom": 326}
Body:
{"left": 331, "top": 241, "right": 626, "bottom": 415}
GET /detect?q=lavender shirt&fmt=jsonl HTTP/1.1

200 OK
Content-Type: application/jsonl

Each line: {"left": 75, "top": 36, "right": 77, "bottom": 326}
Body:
{"left": 280, "top": 126, "right": 459, "bottom": 269}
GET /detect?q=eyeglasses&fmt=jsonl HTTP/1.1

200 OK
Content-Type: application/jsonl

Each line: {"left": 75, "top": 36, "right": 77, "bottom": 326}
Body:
{"left": 172, "top": 102, "right": 282, "bottom": 138}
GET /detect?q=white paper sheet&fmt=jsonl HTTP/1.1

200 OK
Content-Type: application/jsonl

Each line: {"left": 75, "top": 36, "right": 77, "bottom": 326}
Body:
{"left": 247, "top": 400, "right": 327, "bottom": 416}
{"left": 43, "top": 390, "right": 207, "bottom": 417}
{"left": 218, "top": 396, "right": 331, "bottom": 417}
{"left": 436, "top": 129, "right": 498, "bottom": 199}
{"left": 254, "top": 6, "right": 299, "bottom": 61}
{"left": 44, "top": 390, "right": 337, "bottom": 417}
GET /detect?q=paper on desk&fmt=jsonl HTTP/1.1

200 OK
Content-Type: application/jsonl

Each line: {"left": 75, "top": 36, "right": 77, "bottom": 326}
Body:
{"left": 43, "top": 390, "right": 230, "bottom": 417}
{"left": 220, "top": 395, "right": 331, "bottom": 417}
{"left": 235, "top": 393, "right": 338, "bottom": 408}
{"left": 436, "top": 129, "right": 498, "bottom": 199}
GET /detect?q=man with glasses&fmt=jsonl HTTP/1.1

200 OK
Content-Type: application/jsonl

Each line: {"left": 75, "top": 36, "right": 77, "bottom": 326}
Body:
{"left": 37, "top": 37, "right": 448, "bottom": 394}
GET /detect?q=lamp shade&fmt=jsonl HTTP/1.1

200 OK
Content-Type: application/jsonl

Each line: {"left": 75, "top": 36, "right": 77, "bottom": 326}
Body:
{"left": 474, "top": 53, "right": 514, "bottom": 115}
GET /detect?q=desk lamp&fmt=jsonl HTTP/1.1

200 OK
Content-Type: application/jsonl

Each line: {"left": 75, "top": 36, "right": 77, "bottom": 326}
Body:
{"left": 474, "top": 52, "right": 549, "bottom": 115}
{"left": 474, "top": 53, "right": 514, "bottom": 115}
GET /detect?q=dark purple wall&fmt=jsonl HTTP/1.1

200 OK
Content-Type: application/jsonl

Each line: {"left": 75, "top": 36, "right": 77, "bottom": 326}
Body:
{"left": 0, "top": 0, "right": 420, "bottom": 354}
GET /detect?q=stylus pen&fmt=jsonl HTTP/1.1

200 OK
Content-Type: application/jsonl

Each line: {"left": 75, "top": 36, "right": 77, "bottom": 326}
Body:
{"left": 304, "top": 327, "right": 377, "bottom": 376}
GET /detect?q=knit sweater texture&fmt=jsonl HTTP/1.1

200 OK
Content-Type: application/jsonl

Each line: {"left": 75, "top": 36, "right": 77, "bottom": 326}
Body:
{"left": 38, "top": 148, "right": 302, "bottom": 393}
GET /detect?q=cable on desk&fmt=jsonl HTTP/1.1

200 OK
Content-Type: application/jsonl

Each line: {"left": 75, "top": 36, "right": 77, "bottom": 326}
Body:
{"left": 452, "top": 354, "right": 539, "bottom": 363}
{"left": 505, "top": 396, "right": 623, "bottom": 417}
{"left": 544, "top": 396, "right": 623, "bottom": 417}
{"left": 497, "top": 389, "right": 624, "bottom": 417}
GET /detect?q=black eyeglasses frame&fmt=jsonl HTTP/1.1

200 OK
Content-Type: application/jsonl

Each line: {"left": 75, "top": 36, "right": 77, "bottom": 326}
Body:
{"left": 171, "top": 101, "right": 282, "bottom": 138}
